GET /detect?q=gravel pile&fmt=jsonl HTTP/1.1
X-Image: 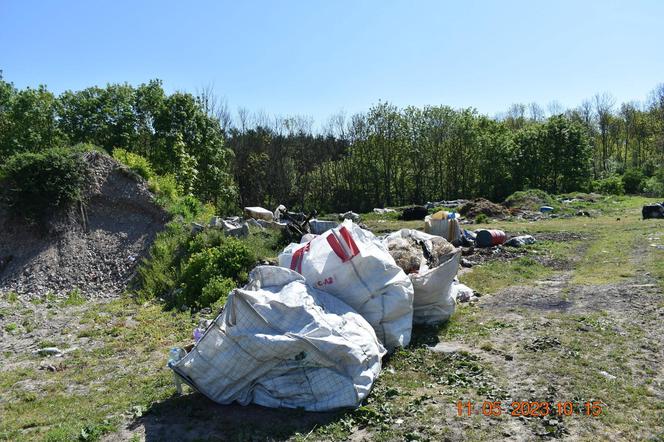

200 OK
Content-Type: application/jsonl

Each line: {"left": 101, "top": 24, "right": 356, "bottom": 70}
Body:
{"left": 0, "top": 152, "right": 169, "bottom": 299}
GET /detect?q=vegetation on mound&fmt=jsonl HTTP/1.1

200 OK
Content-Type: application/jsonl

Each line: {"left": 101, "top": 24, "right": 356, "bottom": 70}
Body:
{"left": 503, "top": 189, "right": 558, "bottom": 211}
{"left": 0, "top": 147, "right": 89, "bottom": 223}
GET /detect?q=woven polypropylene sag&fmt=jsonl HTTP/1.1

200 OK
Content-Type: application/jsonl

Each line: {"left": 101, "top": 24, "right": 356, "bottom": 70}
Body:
{"left": 171, "top": 266, "right": 385, "bottom": 411}
{"left": 278, "top": 220, "right": 414, "bottom": 351}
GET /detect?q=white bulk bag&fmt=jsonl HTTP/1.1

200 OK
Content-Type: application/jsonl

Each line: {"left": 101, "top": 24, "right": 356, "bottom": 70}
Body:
{"left": 384, "top": 229, "right": 461, "bottom": 325}
{"left": 278, "top": 220, "right": 414, "bottom": 351}
{"left": 171, "top": 266, "right": 385, "bottom": 411}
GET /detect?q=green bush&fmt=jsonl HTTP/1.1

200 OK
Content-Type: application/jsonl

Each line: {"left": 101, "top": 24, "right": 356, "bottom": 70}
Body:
{"left": 475, "top": 213, "right": 489, "bottom": 224}
{"left": 592, "top": 175, "right": 625, "bottom": 195}
{"left": 0, "top": 147, "right": 88, "bottom": 222}
{"left": 112, "top": 148, "right": 154, "bottom": 180}
{"left": 621, "top": 169, "right": 645, "bottom": 194}
{"left": 201, "top": 276, "right": 237, "bottom": 309}
{"left": 177, "top": 237, "right": 255, "bottom": 308}
{"left": 643, "top": 176, "right": 664, "bottom": 197}
{"left": 148, "top": 173, "right": 178, "bottom": 202}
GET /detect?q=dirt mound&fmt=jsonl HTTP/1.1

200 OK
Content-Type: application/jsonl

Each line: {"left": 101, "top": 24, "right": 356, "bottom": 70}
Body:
{"left": 0, "top": 151, "right": 169, "bottom": 299}
{"left": 459, "top": 198, "right": 509, "bottom": 219}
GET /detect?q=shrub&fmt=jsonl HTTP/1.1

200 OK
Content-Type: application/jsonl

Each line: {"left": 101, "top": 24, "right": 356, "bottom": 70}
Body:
{"left": 0, "top": 147, "right": 88, "bottom": 222}
{"left": 621, "top": 169, "right": 645, "bottom": 194}
{"left": 475, "top": 213, "right": 489, "bottom": 224}
{"left": 643, "top": 176, "right": 664, "bottom": 197}
{"left": 148, "top": 173, "right": 178, "bottom": 202}
{"left": 112, "top": 148, "right": 154, "bottom": 180}
{"left": 177, "top": 237, "right": 255, "bottom": 308}
{"left": 592, "top": 175, "right": 625, "bottom": 195}
{"left": 200, "top": 276, "right": 237, "bottom": 309}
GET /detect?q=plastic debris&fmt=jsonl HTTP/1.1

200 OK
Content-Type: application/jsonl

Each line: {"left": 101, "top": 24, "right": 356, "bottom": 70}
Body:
{"left": 504, "top": 235, "right": 536, "bottom": 247}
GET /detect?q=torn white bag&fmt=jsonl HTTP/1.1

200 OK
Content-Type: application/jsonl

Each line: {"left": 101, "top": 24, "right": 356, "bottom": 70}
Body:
{"left": 171, "top": 266, "right": 385, "bottom": 411}
{"left": 278, "top": 220, "right": 414, "bottom": 351}
{"left": 384, "top": 229, "right": 461, "bottom": 325}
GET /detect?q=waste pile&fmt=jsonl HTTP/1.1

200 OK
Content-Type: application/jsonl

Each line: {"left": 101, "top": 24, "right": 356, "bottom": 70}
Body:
{"left": 170, "top": 266, "right": 384, "bottom": 411}
{"left": 167, "top": 207, "right": 544, "bottom": 412}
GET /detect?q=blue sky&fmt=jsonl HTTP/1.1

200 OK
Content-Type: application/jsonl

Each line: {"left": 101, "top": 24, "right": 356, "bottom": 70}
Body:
{"left": 1, "top": 0, "right": 663, "bottom": 124}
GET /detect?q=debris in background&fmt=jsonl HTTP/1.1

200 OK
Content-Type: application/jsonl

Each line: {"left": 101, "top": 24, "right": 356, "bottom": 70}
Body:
{"left": 539, "top": 206, "right": 554, "bottom": 213}
{"left": 475, "top": 229, "right": 507, "bottom": 247}
{"left": 459, "top": 198, "right": 510, "bottom": 220}
{"left": 373, "top": 208, "right": 396, "bottom": 214}
{"left": 450, "top": 281, "right": 475, "bottom": 303}
{"left": 504, "top": 235, "right": 536, "bottom": 247}
{"left": 308, "top": 219, "right": 340, "bottom": 235}
{"left": 425, "top": 199, "right": 468, "bottom": 209}
{"left": 642, "top": 203, "right": 664, "bottom": 219}
{"left": 340, "top": 211, "right": 361, "bottom": 222}
{"left": 171, "top": 266, "right": 384, "bottom": 411}
{"left": 399, "top": 205, "right": 429, "bottom": 221}
{"left": 424, "top": 210, "right": 462, "bottom": 244}
{"left": 279, "top": 221, "right": 414, "bottom": 351}
{"left": 243, "top": 206, "right": 274, "bottom": 221}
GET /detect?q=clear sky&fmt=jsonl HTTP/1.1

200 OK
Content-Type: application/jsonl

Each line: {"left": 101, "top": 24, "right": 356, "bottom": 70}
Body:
{"left": 1, "top": 0, "right": 663, "bottom": 124}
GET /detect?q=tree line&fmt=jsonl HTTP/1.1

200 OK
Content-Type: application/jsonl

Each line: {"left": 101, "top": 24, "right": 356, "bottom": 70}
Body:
{"left": 1, "top": 71, "right": 663, "bottom": 214}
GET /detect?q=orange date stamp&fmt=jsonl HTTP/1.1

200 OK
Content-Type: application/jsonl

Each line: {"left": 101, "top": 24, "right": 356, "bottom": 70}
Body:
{"left": 456, "top": 400, "right": 604, "bottom": 417}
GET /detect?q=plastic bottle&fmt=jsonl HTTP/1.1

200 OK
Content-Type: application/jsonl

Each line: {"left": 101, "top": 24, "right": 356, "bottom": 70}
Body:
{"left": 167, "top": 347, "right": 186, "bottom": 394}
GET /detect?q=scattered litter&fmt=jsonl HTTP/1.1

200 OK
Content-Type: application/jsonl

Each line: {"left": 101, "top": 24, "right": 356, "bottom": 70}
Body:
{"left": 598, "top": 370, "right": 616, "bottom": 381}
{"left": 475, "top": 229, "right": 507, "bottom": 247}
{"left": 190, "top": 222, "right": 205, "bottom": 234}
{"left": 504, "top": 235, "right": 536, "bottom": 247}
{"left": 279, "top": 221, "right": 414, "bottom": 350}
{"left": 539, "top": 206, "right": 554, "bottom": 213}
{"left": 170, "top": 266, "right": 385, "bottom": 411}
{"left": 33, "top": 347, "right": 63, "bottom": 356}
{"left": 243, "top": 206, "right": 274, "bottom": 222}
{"left": 384, "top": 229, "right": 460, "bottom": 325}
{"left": 450, "top": 281, "right": 474, "bottom": 303}
{"left": 340, "top": 211, "right": 360, "bottom": 222}
{"left": 373, "top": 208, "right": 396, "bottom": 214}
{"left": 308, "top": 219, "right": 339, "bottom": 235}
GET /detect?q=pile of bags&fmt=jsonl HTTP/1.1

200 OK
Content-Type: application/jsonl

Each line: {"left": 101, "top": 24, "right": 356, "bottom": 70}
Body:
{"left": 170, "top": 220, "right": 466, "bottom": 411}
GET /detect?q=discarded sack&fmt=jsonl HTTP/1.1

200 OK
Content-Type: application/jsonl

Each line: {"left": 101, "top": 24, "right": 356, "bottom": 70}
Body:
{"left": 504, "top": 235, "right": 536, "bottom": 247}
{"left": 278, "top": 221, "right": 414, "bottom": 350}
{"left": 450, "top": 281, "right": 474, "bottom": 303}
{"left": 170, "top": 266, "right": 385, "bottom": 411}
{"left": 384, "top": 229, "right": 461, "bottom": 325}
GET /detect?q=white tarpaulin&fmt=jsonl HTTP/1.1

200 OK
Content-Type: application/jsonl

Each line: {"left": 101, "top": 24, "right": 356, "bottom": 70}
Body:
{"left": 278, "top": 220, "right": 414, "bottom": 351}
{"left": 171, "top": 266, "right": 385, "bottom": 411}
{"left": 384, "top": 229, "right": 461, "bottom": 325}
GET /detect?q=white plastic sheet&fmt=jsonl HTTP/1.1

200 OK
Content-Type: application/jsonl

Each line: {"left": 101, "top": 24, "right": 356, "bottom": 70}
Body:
{"left": 384, "top": 229, "right": 461, "bottom": 325}
{"left": 171, "top": 266, "right": 385, "bottom": 411}
{"left": 278, "top": 220, "right": 414, "bottom": 351}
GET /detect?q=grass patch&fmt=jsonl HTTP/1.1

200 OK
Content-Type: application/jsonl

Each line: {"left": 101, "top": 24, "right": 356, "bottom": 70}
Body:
{"left": 61, "top": 288, "right": 85, "bottom": 307}
{"left": 460, "top": 257, "right": 552, "bottom": 294}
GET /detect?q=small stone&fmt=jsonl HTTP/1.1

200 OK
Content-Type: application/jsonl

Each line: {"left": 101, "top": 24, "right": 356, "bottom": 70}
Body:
{"left": 504, "top": 354, "right": 513, "bottom": 361}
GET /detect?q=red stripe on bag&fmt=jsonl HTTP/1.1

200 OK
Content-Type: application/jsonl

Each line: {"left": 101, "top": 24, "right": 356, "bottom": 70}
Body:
{"left": 289, "top": 243, "right": 310, "bottom": 273}
{"left": 338, "top": 226, "right": 360, "bottom": 258}
{"left": 326, "top": 234, "right": 350, "bottom": 262}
